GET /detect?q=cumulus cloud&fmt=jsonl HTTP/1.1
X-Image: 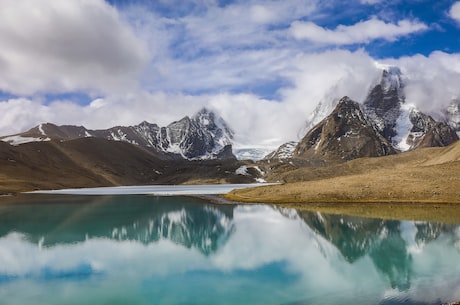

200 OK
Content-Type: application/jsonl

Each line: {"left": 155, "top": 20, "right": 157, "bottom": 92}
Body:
{"left": 121, "top": 1, "right": 320, "bottom": 96}
{"left": 0, "top": 99, "right": 54, "bottom": 135}
{"left": 178, "top": 0, "right": 317, "bottom": 51}
{"left": 449, "top": 1, "right": 460, "bottom": 23}
{"left": 385, "top": 51, "right": 460, "bottom": 116}
{"left": 0, "top": 0, "right": 149, "bottom": 95}
{"left": 0, "top": 49, "right": 381, "bottom": 147}
{"left": 290, "top": 18, "right": 428, "bottom": 45}
{"left": 1, "top": 49, "right": 460, "bottom": 148}
{"left": 0, "top": 0, "right": 458, "bottom": 151}
{"left": 0, "top": 93, "right": 207, "bottom": 136}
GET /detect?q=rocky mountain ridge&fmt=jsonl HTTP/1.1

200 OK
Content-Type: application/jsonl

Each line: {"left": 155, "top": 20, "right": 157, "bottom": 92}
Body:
{"left": 406, "top": 109, "right": 459, "bottom": 149}
{"left": 363, "top": 66, "right": 405, "bottom": 143}
{"left": 267, "top": 66, "right": 459, "bottom": 162}
{"left": 0, "top": 137, "right": 263, "bottom": 194}
{"left": 294, "top": 97, "right": 396, "bottom": 162}
{"left": 1, "top": 108, "right": 235, "bottom": 160}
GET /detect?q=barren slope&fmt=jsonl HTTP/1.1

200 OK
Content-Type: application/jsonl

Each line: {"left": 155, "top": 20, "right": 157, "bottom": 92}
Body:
{"left": 0, "top": 138, "right": 255, "bottom": 194}
{"left": 226, "top": 140, "right": 460, "bottom": 204}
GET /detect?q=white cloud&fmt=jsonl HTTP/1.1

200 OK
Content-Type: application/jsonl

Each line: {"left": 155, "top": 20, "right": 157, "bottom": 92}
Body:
{"left": 120, "top": 1, "right": 320, "bottom": 95}
{"left": 449, "top": 1, "right": 460, "bottom": 23}
{"left": 290, "top": 18, "right": 428, "bottom": 45}
{"left": 0, "top": 1, "right": 458, "bottom": 151}
{"left": 1, "top": 206, "right": 459, "bottom": 304}
{"left": 0, "top": 0, "right": 149, "bottom": 95}
{"left": 0, "top": 50, "right": 381, "bottom": 147}
{"left": 175, "top": 0, "right": 317, "bottom": 52}
{"left": 384, "top": 51, "right": 460, "bottom": 116}
{"left": 0, "top": 99, "right": 54, "bottom": 135}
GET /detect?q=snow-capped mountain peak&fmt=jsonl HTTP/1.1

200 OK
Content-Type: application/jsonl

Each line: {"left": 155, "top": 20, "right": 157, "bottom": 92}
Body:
{"left": 1, "top": 109, "right": 236, "bottom": 160}
{"left": 380, "top": 65, "right": 403, "bottom": 93}
{"left": 363, "top": 65, "right": 405, "bottom": 142}
{"left": 191, "top": 107, "right": 234, "bottom": 150}
{"left": 193, "top": 108, "right": 214, "bottom": 126}
{"left": 162, "top": 108, "right": 234, "bottom": 159}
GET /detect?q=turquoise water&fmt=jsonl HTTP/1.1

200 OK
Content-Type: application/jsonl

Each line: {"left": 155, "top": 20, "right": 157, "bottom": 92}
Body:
{"left": 0, "top": 195, "right": 459, "bottom": 305}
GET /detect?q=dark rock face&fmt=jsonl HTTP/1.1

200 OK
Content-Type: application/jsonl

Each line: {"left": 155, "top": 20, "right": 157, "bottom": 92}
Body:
{"left": 3, "top": 108, "right": 235, "bottom": 160}
{"left": 270, "top": 67, "right": 459, "bottom": 163}
{"left": 363, "top": 67, "right": 404, "bottom": 143}
{"left": 214, "top": 145, "right": 236, "bottom": 160}
{"left": 361, "top": 67, "right": 458, "bottom": 150}
{"left": 407, "top": 110, "right": 459, "bottom": 149}
{"left": 164, "top": 109, "right": 234, "bottom": 159}
{"left": 294, "top": 97, "right": 396, "bottom": 162}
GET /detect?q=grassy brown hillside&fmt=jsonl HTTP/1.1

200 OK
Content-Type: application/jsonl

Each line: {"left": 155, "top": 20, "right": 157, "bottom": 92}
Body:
{"left": 225, "top": 140, "right": 460, "bottom": 205}
{"left": 0, "top": 138, "right": 256, "bottom": 194}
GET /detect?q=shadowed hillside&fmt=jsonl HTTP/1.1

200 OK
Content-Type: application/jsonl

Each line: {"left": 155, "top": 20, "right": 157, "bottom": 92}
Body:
{"left": 0, "top": 138, "right": 258, "bottom": 194}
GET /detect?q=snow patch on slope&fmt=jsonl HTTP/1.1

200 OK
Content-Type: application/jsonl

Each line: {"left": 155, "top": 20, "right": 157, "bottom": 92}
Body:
{"left": 393, "top": 104, "right": 416, "bottom": 151}
{"left": 2, "top": 136, "right": 50, "bottom": 146}
{"left": 38, "top": 124, "right": 46, "bottom": 136}
{"left": 265, "top": 141, "right": 298, "bottom": 160}
{"left": 235, "top": 166, "right": 249, "bottom": 176}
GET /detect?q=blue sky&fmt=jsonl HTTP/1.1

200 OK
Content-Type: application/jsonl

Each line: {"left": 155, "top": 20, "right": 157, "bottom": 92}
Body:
{"left": 1, "top": 0, "right": 460, "bottom": 146}
{"left": 106, "top": 0, "right": 460, "bottom": 58}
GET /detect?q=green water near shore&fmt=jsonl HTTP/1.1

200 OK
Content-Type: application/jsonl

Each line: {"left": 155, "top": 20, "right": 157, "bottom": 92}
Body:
{"left": 0, "top": 195, "right": 459, "bottom": 304}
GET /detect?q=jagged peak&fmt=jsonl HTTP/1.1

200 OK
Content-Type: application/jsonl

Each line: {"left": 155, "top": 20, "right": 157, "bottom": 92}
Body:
{"left": 335, "top": 96, "right": 362, "bottom": 114}
{"left": 193, "top": 107, "right": 216, "bottom": 126}
{"left": 294, "top": 95, "right": 396, "bottom": 162}
{"left": 191, "top": 107, "right": 234, "bottom": 138}
{"left": 192, "top": 107, "right": 228, "bottom": 129}
{"left": 374, "top": 62, "right": 401, "bottom": 75}
{"left": 194, "top": 107, "right": 213, "bottom": 116}
{"left": 371, "top": 63, "right": 404, "bottom": 93}
{"left": 168, "top": 115, "right": 192, "bottom": 126}
{"left": 138, "top": 120, "right": 152, "bottom": 126}
{"left": 337, "top": 96, "right": 355, "bottom": 105}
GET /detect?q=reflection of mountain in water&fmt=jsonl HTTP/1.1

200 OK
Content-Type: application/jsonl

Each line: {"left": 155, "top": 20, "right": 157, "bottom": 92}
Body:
{"left": 298, "top": 211, "right": 458, "bottom": 291}
{"left": 0, "top": 195, "right": 234, "bottom": 255}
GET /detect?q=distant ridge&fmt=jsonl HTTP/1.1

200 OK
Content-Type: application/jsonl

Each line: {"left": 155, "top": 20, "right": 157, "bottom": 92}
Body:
{"left": 0, "top": 137, "right": 262, "bottom": 194}
{"left": 1, "top": 108, "right": 235, "bottom": 160}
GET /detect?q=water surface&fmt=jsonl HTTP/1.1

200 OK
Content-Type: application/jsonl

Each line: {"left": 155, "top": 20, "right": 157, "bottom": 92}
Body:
{"left": 0, "top": 195, "right": 459, "bottom": 305}
{"left": 26, "top": 183, "right": 273, "bottom": 195}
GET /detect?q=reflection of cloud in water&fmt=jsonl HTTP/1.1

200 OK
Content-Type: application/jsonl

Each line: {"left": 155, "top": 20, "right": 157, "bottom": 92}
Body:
{"left": 0, "top": 198, "right": 459, "bottom": 304}
{"left": 297, "top": 211, "right": 460, "bottom": 304}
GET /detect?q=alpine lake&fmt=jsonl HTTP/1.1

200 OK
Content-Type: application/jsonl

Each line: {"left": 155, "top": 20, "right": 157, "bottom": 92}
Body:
{"left": 1, "top": 185, "right": 459, "bottom": 305}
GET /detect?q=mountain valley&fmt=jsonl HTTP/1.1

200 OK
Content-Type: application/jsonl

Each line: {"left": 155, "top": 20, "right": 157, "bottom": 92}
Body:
{"left": 0, "top": 66, "right": 459, "bottom": 204}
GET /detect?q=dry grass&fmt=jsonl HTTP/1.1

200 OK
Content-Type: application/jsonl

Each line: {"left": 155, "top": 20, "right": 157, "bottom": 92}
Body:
{"left": 224, "top": 141, "right": 460, "bottom": 221}
{"left": 226, "top": 162, "right": 460, "bottom": 204}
